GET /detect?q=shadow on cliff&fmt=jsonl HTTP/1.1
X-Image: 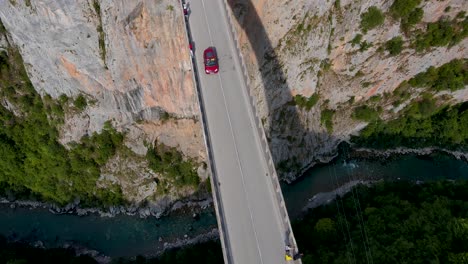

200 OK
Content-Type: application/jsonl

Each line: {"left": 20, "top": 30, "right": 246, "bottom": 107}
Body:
{"left": 226, "top": 0, "right": 337, "bottom": 181}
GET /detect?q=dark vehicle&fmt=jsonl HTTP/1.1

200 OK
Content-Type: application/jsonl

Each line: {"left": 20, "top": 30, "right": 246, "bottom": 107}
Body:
{"left": 203, "top": 47, "right": 219, "bottom": 74}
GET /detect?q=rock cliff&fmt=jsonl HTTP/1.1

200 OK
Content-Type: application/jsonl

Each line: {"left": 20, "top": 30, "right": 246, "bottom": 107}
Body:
{"left": 1, "top": 0, "right": 197, "bottom": 121}
{"left": 0, "top": 0, "right": 466, "bottom": 197}
{"left": 228, "top": 0, "right": 468, "bottom": 181}
{"left": 0, "top": 0, "right": 205, "bottom": 203}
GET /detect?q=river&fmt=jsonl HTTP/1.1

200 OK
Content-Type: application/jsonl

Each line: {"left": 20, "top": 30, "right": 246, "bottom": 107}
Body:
{"left": 0, "top": 151, "right": 467, "bottom": 257}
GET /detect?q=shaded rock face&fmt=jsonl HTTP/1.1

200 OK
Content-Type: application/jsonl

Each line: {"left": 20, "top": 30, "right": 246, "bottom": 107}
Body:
{"left": 228, "top": 0, "right": 468, "bottom": 181}
{"left": 0, "top": 0, "right": 198, "bottom": 137}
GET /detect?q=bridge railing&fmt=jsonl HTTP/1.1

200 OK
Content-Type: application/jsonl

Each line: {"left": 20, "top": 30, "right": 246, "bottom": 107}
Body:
{"left": 180, "top": 7, "right": 233, "bottom": 264}
{"left": 218, "top": 0, "right": 301, "bottom": 262}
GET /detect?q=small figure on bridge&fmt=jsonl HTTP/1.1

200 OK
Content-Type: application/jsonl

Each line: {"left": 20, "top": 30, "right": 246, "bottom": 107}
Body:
{"left": 183, "top": 3, "right": 189, "bottom": 17}
{"left": 285, "top": 245, "right": 293, "bottom": 261}
{"left": 189, "top": 42, "right": 193, "bottom": 57}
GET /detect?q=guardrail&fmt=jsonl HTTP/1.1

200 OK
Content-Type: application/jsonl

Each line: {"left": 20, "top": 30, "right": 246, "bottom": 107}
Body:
{"left": 218, "top": 0, "right": 301, "bottom": 262}
{"left": 180, "top": 6, "right": 234, "bottom": 264}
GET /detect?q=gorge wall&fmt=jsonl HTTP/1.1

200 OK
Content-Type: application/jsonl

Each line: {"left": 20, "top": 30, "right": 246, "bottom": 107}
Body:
{"left": 228, "top": 0, "right": 468, "bottom": 181}
{"left": 0, "top": 0, "right": 205, "bottom": 205}
{"left": 0, "top": 0, "right": 466, "bottom": 201}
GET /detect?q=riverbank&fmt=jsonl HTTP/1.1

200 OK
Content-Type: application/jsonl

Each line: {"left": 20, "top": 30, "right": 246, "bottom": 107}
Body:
{"left": 300, "top": 180, "right": 375, "bottom": 215}
{"left": 1, "top": 147, "right": 467, "bottom": 262}
{"left": 0, "top": 192, "right": 213, "bottom": 219}
{"left": 350, "top": 146, "right": 468, "bottom": 162}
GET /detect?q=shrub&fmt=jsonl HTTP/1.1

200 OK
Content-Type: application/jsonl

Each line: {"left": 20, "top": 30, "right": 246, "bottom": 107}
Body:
{"left": 408, "top": 59, "right": 467, "bottom": 91}
{"left": 350, "top": 34, "right": 363, "bottom": 46}
{"left": 146, "top": 143, "right": 200, "bottom": 189}
{"left": 385, "top": 36, "right": 404, "bottom": 55}
{"left": 292, "top": 93, "right": 320, "bottom": 110}
{"left": 414, "top": 18, "right": 467, "bottom": 51}
{"left": 360, "top": 6, "right": 385, "bottom": 32}
{"left": 0, "top": 44, "right": 126, "bottom": 207}
{"left": 74, "top": 94, "right": 87, "bottom": 110}
{"left": 359, "top": 40, "right": 372, "bottom": 52}
{"left": 352, "top": 105, "right": 380, "bottom": 121}
{"left": 401, "top": 8, "right": 424, "bottom": 30}
{"left": 390, "top": 0, "right": 421, "bottom": 19}
{"left": 320, "top": 109, "right": 335, "bottom": 133}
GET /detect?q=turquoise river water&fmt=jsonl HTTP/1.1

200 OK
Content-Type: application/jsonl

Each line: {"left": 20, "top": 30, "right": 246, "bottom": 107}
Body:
{"left": 0, "top": 152, "right": 466, "bottom": 257}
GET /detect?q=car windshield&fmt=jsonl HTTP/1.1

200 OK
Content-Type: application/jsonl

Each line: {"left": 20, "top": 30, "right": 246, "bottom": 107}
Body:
{"left": 206, "top": 57, "right": 217, "bottom": 66}
{"left": 205, "top": 52, "right": 217, "bottom": 66}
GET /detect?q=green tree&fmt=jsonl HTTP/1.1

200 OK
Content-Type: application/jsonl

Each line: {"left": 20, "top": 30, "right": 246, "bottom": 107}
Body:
{"left": 402, "top": 8, "right": 424, "bottom": 30}
{"left": 74, "top": 94, "right": 87, "bottom": 111}
{"left": 360, "top": 6, "right": 385, "bottom": 32}
{"left": 320, "top": 109, "right": 335, "bottom": 133}
{"left": 385, "top": 36, "right": 404, "bottom": 55}
{"left": 390, "top": 0, "right": 421, "bottom": 18}
{"left": 352, "top": 105, "right": 380, "bottom": 121}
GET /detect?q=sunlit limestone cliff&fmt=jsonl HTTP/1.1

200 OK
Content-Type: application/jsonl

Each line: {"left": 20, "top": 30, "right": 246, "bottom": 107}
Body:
{"left": 228, "top": 0, "right": 467, "bottom": 181}
{"left": 0, "top": 0, "right": 206, "bottom": 207}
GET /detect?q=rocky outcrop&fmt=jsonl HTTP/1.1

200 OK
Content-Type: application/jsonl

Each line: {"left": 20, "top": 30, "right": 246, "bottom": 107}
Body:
{"left": 228, "top": 0, "right": 468, "bottom": 181}
{"left": 0, "top": 0, "right": 202, "bottom": 147}
{"left": 0, "top": 0, "right": 205, "bottom": 203}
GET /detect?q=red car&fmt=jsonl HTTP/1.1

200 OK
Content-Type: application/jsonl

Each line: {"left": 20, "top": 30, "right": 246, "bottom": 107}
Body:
{"left": 203, "top": 47, "right": 219, "bottom": 74}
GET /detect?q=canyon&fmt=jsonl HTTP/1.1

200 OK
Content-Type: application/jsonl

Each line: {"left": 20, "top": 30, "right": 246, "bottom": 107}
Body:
{"left": 0, "top": 0, "right": 466, "bottom": 205}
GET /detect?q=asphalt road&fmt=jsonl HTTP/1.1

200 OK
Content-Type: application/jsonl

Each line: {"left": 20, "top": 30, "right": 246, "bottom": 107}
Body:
{"left": 186, "top": 0, "right": 288, "bottom": 263}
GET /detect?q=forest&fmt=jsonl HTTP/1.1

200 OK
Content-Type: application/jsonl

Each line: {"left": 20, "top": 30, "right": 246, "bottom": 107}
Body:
{"left": 293, "top": 180, "right": 468, "bottom": 264}
{"left": 352, "top": 59, "right": 468, "bottom": 150}
{"left": 0, "top": 34, "right": 125, "bottom": 206}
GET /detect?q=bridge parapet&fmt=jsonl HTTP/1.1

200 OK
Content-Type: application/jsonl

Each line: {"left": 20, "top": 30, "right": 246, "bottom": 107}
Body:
{"left": 218, "top": 1, "right": 301, "bottom": 263}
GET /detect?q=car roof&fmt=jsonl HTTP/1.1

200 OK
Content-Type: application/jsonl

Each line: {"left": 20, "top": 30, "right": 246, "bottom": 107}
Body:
{"left": 204, "top": 47, "right": 215, "bottom": 56}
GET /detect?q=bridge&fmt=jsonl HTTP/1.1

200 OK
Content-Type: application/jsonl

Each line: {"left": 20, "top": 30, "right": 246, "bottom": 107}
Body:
{"left": 181, "top": 0, "right": 301, "bottom": 263}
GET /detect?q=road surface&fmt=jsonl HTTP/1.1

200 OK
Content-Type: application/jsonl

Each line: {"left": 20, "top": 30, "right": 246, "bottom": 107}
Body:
{"left": 186, "top": 0, "right": 290, "bottom": 263}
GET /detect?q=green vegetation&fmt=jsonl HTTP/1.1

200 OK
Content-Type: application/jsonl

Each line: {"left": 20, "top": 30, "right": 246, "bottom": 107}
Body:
{"left": 390, "top": 0, "right": 421, "bottom": 19}
{"left": 350, "top": 34, "right": 362, "bottom": 47}
{"left": 74, "top": 94, "right": 88, "bottom": 111}
{"left": 414, "top": 17, "right": 468, "bottom": 51}
{"left": 320, "top": 109, "right": 335, "bottom": 133}
{"left": 360, "top": 6, "right": 385, "bottom": 33}
{"left": 352, "top": 100, "right": 468, "bottom": 149}
{"left": 291, "top": 93, "right": 320, "bottom": 111}
{"left": 93, "top": 0, "right": 107, "bottom": 66}
{"left": 358, "top": 40, "right": 372, "bottom": 52}
{"left": 354, "top": 60, "right": 467, "bottom": 149}
{"left": 166, "top": 5, "right": 174, "bottom": 11}
{"left": 0, "top": 43, "right": 125, "bottom": 206}
{"left": 408, "top": 59, "right": 467, "bottom": 92}
{"left": 385, "top": 36, "right": 404, "bottom": 56}
{"left": 350, "top": 34, "right": 372, "bottom": 52}
{"left": 146, "top": 142, "right": 200, "bottom": 189}
{"left": 391, "top": 59, "right": 466, "bottom": 107}
{"left": 352, "top": 105, "right": 380, "bottom": 122}
{"left": 334, "top": 0, "right": 340, "bottom": 11}
{"left": 361, "top": 81, "right": 371, "bottom": 88}
{"left": 390, "top": 0, "right": 423, "bottom": 31}
{"left": 403, "top": 8, "right": 424, "bottom": 30}
{"left": 294, "top": 180, "right": 468, "bottom": 264}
